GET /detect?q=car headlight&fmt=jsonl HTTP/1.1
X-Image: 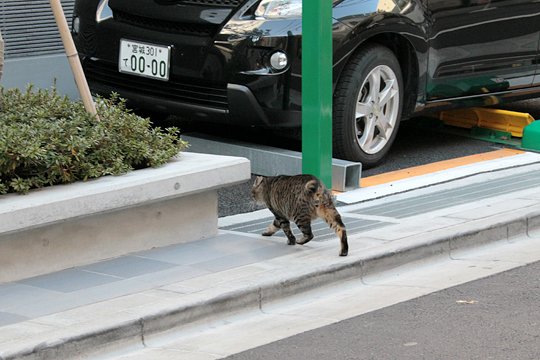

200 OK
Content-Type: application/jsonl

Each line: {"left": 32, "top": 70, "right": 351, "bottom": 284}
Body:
{"left": 255, "top": 0, "right": 302, "bottom": 19}
{"left": 96, "top": 0, "right": 113, "bottom": 23}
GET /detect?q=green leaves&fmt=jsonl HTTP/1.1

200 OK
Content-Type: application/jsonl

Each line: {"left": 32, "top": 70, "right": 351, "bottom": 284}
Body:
{"left": 0, "top": 87, "right": 188, "bottom": 194}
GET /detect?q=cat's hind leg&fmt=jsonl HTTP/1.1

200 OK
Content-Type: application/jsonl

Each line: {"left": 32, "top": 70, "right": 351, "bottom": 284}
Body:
{"left": 337, "top": 227, "right": 348, "bottom": 256}
{"left": 318, "top": 206, "right": 348, "bottom": 256}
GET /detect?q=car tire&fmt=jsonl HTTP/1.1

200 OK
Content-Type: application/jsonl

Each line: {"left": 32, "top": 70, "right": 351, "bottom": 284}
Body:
{"left": 333, "top": 44, "right": 403, "bottom": 168}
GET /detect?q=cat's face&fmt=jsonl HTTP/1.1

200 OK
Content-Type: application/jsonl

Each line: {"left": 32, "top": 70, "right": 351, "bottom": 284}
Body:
{"left": 251, "top": 176, "right": 266, "bottom": 203}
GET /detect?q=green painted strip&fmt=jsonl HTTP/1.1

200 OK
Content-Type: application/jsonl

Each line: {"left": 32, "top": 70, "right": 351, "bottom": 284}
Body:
{"left": 522, "top": 121, "right": 540, "bottom": 151}
{"left": 302, "top": 0, "right": 333, "bottom": 187}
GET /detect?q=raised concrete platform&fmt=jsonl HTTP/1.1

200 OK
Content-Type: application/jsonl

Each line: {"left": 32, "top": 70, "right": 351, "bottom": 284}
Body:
{"left": 0, "top": 152, "right": 251, "bottom": 282}
{"left": 1, "top": 162, "right": 540, "bottom": 359}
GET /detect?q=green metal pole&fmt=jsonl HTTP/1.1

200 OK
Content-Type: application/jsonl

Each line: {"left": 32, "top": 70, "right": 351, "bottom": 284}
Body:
{"left": 302, "top": 0, "right": 333, "bottom": 187}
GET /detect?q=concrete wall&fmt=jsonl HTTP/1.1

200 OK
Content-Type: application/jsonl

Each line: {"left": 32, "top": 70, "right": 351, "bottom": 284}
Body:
{"left": 2, "top": 54, "right": 78, "bottom": 98}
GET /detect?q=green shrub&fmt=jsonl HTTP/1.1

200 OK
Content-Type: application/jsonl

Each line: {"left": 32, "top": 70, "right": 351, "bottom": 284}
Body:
{"left": 0, "top": 86, "right": 188, "bottom": 194}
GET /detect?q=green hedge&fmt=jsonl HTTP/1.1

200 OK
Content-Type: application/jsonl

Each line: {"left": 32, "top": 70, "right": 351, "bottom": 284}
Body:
{"left": 0, "top": 87, "right": 188, "bottom": 194}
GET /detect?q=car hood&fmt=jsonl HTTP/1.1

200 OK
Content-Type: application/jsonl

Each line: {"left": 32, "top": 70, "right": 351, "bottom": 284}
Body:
{"left": 108, "top": 0, "right": 240, "bottom": 25}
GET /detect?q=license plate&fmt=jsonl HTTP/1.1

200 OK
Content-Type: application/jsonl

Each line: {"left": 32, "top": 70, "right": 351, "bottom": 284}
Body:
{"left": 119, "top": 39, "right": 171, "bottom": 81}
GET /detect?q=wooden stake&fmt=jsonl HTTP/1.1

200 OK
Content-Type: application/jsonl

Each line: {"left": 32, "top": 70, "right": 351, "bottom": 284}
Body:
{"left": 50, "top": 0, "right": 99, "bottom": 120}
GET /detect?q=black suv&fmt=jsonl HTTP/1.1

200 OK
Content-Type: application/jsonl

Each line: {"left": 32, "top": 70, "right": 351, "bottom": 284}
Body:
{"left": 72, "top": 0, "right": 540, "bottom": 167}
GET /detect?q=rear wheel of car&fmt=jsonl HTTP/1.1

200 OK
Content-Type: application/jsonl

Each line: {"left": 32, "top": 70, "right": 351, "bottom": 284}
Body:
{"left": 333, "top": 44, "right": 403, "bottom": 168}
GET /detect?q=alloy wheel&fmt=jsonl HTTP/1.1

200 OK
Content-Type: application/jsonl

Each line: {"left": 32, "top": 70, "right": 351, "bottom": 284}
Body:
{"left": 354, "top": 65, "right": 400, "bottom": 155}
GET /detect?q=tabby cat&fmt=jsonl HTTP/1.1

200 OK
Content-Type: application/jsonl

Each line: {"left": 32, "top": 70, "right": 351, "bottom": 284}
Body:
{"left": 251, "top": 174, "right": 348, "bottom": 256}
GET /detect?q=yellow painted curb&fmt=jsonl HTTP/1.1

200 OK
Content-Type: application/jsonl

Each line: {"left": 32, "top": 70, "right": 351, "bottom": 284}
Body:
{"left": 360, "top": 148, "right": 524, "bottom": 188}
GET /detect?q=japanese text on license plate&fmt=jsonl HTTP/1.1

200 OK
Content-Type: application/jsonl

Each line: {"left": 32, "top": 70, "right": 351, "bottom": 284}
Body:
{"left": 119, "top": 39, "right": 171, "bottom": 81}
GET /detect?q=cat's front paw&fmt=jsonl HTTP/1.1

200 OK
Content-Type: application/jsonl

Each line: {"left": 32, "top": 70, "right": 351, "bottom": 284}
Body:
{"left": 262, "top": 231, "right": 273, "bottom": 237}
{"left": 296, "top": 235, "right": 313, "bottom": 245}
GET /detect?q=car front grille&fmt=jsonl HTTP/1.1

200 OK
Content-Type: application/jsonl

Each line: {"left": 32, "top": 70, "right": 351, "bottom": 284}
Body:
{"left": 113, "top": 10, "right": 219, "bottom": 36}
{"left": 83, "top": 60, "right": 229, "bottom": 110}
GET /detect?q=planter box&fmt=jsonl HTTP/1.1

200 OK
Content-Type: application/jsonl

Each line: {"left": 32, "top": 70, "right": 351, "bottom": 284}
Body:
{"left": 0, "top": 153, "right": 251, "bottom": 283}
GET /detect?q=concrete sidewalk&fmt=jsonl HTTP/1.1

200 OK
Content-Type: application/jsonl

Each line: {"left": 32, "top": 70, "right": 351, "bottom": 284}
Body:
{"left": 2, "top": 162, "right": 540, "bottom": 359}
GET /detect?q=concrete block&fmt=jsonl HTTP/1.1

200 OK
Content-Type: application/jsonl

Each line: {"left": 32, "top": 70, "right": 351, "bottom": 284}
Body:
{"left": 0, "top": 153, "right": 250, "bottom": 282}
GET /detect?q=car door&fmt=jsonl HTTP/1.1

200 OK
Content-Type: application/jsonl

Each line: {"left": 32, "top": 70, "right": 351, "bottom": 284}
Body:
{"left": 425, "top": 0, "right": 540, "bottom": 101}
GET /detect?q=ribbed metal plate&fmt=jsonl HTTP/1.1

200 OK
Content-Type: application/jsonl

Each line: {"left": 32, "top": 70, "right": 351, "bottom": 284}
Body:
{"left": 222, "top": 216, "right": 389, "bottom": 242}
{"left": 0, "top": 0, "right": 75, "bottom": 59}
{"left": 355, "top": 171, "right": 540, "bottom": 219}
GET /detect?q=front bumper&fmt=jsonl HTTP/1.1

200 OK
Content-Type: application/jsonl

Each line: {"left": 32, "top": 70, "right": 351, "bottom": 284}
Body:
{"left": 83, "top": 58, "right": 301, "bottom": 127}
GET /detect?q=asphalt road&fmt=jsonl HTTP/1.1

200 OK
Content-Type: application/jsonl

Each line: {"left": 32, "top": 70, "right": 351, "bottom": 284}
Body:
{"left": 224, "top": 261, "right": 540, "bottom": 360}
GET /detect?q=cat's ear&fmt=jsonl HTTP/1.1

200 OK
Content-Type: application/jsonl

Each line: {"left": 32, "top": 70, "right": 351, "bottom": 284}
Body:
{"left": 253, "top": 176, "right": 264, "bottom": 187}
{"left": 305, "top": 179, "right": 319, "bottom": 194}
